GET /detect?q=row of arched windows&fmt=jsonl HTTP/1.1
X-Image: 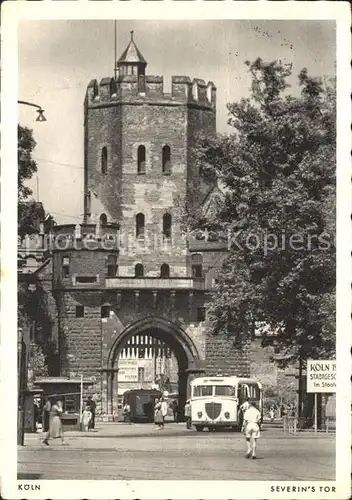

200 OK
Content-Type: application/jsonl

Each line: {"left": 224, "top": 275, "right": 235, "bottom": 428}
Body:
{"left": 136, "top": 212, "right": 171, "bottom": 238}
{"left": 98, "top": 212, "right": 172, "bottom": 238}
{"left": 100, "top": 145, "right": 171, "bottom": 175}
{"left": 137, "top": 145, "right": 171, "bottom": 175}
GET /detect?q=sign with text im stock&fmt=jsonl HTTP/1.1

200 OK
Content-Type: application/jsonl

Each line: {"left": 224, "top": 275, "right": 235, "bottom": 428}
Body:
{"left": 306, "top": 360, "right": 336, "bottom": 393}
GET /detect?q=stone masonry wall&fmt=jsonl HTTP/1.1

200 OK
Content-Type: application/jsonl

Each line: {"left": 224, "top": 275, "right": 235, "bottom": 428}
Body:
{"left": 85, "top": 105, "right": 123, "bottom": 223}
{"left": 205, "top": 334, "right": 251, "bottom": 377}
{"left": 119, "top": 102, "right": 188, "bottom": 275}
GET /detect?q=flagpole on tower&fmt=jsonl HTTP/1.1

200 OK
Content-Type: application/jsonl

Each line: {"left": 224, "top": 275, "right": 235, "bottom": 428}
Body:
{"left": 114, "top": 20, "right": 117, "bottom": 80}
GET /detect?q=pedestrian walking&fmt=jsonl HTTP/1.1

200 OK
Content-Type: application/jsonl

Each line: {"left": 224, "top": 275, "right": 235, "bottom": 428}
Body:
{"left": 87, "top": 396, "right": 96, "bottom": 430}
{"left": 154, "top": 398, "right": 163, "bottom": 429}
{"left": 184, "top": 399, "right": 192, "bottom": 429}
{"left": 161, "top": 397, "right": 168, "bottom": 428}
{"left": 171, "top": 399, "right": 178, "bottom": 423}
{"left": 81, "top": 405, "right": 92, "bottom": 432}
{"left": 269, "top": 406, "right": 275, "bottom": 422}
{"left": 122, "top": 402, "right": 131, "bottom": 423}
{"left": 43, "top": 398, "right": 67, "bottom": 446}
{"left": 33, "top": 401, "right": 39, "bottom": 431}
{"left": 42, "top": 397, "right": 51, "bottom": 432}
{"left": 242, "top": 399, "right": 261, "bottom": 459}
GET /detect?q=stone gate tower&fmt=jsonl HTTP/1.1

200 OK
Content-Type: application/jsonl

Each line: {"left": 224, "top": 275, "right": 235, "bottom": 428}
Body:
{"left": 54, "top": 34, "right": 250, "bottom": 415}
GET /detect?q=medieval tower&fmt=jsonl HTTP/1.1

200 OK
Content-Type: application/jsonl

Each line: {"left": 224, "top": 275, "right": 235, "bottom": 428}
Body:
{"left": 50, "top": 34, "right": 250, "bottom": 415}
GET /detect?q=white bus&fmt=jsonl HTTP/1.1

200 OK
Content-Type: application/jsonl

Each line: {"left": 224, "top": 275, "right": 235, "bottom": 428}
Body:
{"left": 190, "top": 376, "right": 263, "bottom": 432}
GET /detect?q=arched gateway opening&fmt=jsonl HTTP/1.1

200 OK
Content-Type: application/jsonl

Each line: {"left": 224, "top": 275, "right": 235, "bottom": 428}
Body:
{"left": 106, "top": 317, "right": 200, "bottom": 416}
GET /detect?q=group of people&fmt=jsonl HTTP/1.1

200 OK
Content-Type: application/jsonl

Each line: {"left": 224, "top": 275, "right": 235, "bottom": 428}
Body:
{"left": 154, "top": 397, "right": 168, "bottom": 429}
{"left": 42, "top": 395, "right": 97, "bottom": 446}
{"left": 280, "top": 403, "right": 297, "bottom": 418}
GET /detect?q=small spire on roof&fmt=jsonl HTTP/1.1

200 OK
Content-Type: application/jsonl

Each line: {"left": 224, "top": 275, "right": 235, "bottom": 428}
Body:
{"left": 130, "top": 30, "right": 134, "bottom": 41}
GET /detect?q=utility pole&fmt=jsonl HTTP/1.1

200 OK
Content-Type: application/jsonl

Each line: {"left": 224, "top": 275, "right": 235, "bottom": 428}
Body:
{"left": 298, "top": 355, "right": 304, "bottom": 418}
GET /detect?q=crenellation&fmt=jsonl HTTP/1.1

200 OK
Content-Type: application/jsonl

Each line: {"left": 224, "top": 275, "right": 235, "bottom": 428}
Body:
{"left": 145, "top": 75, "right": 164, "bottom": 96}
{"left": 85, "top": 74, "right": 215, "bottom": 108}
{"left": 99, "top": 77, "right": 116, "bottom": 101}
{"left": 171, "top": 76, "right": 191, "bottom": 101}
{"left": 86, "top": 79, "right": 98, "bottom": 101}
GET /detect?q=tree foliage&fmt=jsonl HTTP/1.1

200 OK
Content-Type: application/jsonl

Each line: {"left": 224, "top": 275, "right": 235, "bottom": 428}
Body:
{"left": 191, "top": 58, "right": 335, "bottom": 366}
{"left": 31, "top": 343, "right": 49, "bottom": 378}
{"left": 18, "top": 125, "right": 43, "bottom": 237}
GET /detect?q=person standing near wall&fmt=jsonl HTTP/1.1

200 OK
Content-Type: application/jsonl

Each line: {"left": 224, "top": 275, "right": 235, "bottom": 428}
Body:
{"left": 154, "top": 398, "right": 163, "bottom": 430}
{"left": 88, "top": 396, "right": 96, "bottom": 430}
{"left": 161, "top": 397, "right": 168, "bottom": 429}
{"left": 81, "top": 405, "right": 92, "bottom": 432}
{"left": 42, "top": 397, "right": 51, "bottom": 433}
{"left": 184, "top": 400, "right": 192, "bottom": 429}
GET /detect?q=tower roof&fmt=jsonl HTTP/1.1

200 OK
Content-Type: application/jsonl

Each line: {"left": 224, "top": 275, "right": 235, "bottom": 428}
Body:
{"left": 117, "top": 31, "right": 147, "bottom": 65}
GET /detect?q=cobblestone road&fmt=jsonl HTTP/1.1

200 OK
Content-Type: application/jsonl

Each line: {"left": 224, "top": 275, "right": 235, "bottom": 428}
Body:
{"left": 18, "top": 422, "right": 335, "bottom": 481}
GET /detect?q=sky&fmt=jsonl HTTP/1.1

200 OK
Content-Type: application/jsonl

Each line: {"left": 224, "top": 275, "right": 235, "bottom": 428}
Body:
{"left": 18, "top": 20, "right": 336, "bottom": 224}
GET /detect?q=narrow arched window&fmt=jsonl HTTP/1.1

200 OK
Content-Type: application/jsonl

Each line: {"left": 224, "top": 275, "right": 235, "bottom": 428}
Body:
{"left": 136, "top": 213, "right": 145, "bottom": 237}
{"left": 191, "top": 253, "right": 203, "bottom": 278}
{"left": 137, "top": 145, "right": 146, "bottom": 174}
{"left": 162, "top": 145, "right": 171, "bottom": 175}
{"left": 163, "top": 213, "right": 172, "bottom": 238}
{"left": 135, "top": 263, "right": 144, "bottom": 278}
{"left": 101, "top": 146, "right": 108, "bottom": 174}
{"left": 160, "top": 263, "right": 170, "bottom": 278}
{"left": 99, "top": 213, "right": 107, "bottom": 225}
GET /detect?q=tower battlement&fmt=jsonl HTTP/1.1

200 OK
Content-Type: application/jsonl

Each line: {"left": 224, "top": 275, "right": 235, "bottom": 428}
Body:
{"left": 85, "top": 75, "right": 216, "bottom": 109}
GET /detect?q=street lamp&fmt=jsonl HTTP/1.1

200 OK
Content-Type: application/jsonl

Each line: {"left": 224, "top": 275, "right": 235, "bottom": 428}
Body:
{"left": 18, "top": 100, "right": 47, "bottom": 121}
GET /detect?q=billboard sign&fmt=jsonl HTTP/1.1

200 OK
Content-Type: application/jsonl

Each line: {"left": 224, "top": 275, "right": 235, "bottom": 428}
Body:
{"left": 306, "top": 360, "right": 336, "bottom": 393}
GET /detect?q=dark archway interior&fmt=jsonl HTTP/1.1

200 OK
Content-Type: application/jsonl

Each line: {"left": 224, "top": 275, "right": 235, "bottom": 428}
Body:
{"left": 112, "top": 327, "right": 192, "bottom": 412}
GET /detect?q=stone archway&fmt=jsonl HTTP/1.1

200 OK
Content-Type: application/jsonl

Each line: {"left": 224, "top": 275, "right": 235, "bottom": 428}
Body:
{"left": 106, "top": 316, "right": 201, "bottom": 414}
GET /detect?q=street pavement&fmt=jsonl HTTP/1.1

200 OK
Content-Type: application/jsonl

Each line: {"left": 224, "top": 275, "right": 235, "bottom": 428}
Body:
{"left": 18, "top": 422, "right": 335, "bottom": 481}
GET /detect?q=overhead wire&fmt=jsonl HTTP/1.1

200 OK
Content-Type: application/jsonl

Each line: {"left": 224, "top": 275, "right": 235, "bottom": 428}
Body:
{"left": 32, "top": 157, "right": 84, "bottom": 170}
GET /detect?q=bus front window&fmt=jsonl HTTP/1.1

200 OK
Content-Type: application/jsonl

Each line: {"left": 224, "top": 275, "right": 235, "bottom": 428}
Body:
{"left": 193, "top": 386, "right": 213, "bottom": 397}
{"left": 214, "top": 386, "right": 236, "bottom": 396}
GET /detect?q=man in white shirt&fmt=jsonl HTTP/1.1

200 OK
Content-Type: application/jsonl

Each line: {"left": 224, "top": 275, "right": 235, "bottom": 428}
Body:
{"left": 160, "top": 398, "right": 168, "bottom": 429}
{"left": 242, "top": 399, "right": 261, "bottom": 459}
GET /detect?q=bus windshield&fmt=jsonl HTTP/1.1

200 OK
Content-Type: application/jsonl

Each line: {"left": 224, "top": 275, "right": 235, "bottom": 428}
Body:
{"left": 193, "top": 385, "right": 236, "bottom": 397}
{"left": 214, "top": 385, "right": 236, "bottom": 396}
{"left": 193, "top": 385, "right": 213, "bottom": 397}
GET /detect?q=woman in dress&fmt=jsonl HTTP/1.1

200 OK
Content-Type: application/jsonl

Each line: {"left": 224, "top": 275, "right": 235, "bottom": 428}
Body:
{"left": 154, "top": 398, "right": 163, "bottom": 430}
{"left": 81, "top": 405, "right": 92, "bottom": 432}
{"left": 43, "top": 398, "right": 67, "bottom": 445}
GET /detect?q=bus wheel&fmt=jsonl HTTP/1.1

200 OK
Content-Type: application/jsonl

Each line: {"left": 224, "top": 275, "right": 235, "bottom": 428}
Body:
{"left": 195, "top": 426, "right": 204, "bottom": 432}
